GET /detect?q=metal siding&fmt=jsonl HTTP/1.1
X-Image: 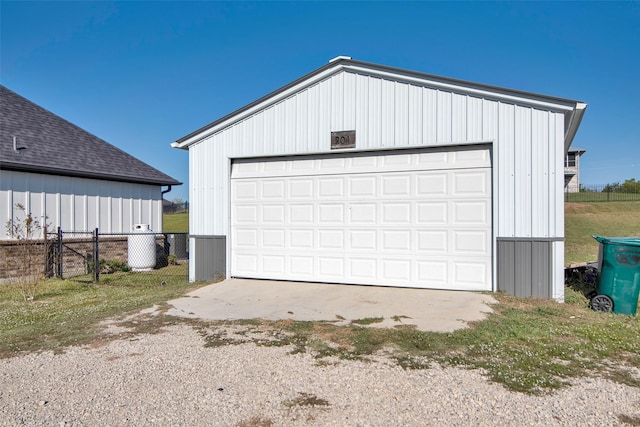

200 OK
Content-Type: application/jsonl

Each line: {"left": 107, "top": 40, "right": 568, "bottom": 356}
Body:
{"left": 497, "top": 239, "right": 554, "bottom": 298}
{"left": 344, "top": 72, "right": 357, "bottom": 130}
{"left": 498, "top": 102, "right": 515, "bottom": 237}
{"left": 381, "top": 79, "right": 395, "bottom": 146}
{"left": 296, "top": 90, "right": 308, "bottom": 152}
{"left": 467, "top": 96, "right": 482, "bottom": 141}
{"left": 186, "top": 68, "right": 571, "bottom": 297}
{"left": 515, "top": 241, "right": 532, "bottom": 297}
{"left": 408, "top": 84, "right": 422, "bottom": 145}
{"left": 368, "top": 76, "right": 382, "bottom": 148}
{"left": 532, "top": 241, "right": 551, "bottom": 298}
{"left": 0, "top": 170, "right": 162, "bottom": 238}
{"left": 497, "top": 240, "right": 515, "bottom": 294}
{"left": 331, "top": 73, "right": 344, "bottom": 131}
{"left": 306, "top": 85, "right": 317, "bottom": 151}
{"left": 451, "top": 93, "right": 467, "bottom": 142}
{"left": 531, "top": 109, "right": 550, "bottom": 237}
{"left": 394, "top": 81, "right": 409, "bottom": 146}
{"left": 514, "top": 106, "right": 532, "bottom": 237}
{"left": 437, "top": 90, "right": 451, "bottom": 143}
{"left": 422, "top": 87, "right": 437, "bottom": 143}
{"left": 552, "top": 241, "right": 565, "bottom": 301}
{"left": 355, "top": 74, "right": 369, "bottom": 148}
{"left": 193, "top": 236, "right": 226, "bottom": 282}
{"left": 553, "top": 113, "right": 565, "bottom": 238}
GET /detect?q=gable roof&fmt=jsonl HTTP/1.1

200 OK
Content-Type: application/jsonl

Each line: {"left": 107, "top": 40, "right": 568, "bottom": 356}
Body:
{"left": 172, "top": 56, "right": 586, "bottom": 152}
{"left": 0, "top": 85, "right": 181, "bottom": 186}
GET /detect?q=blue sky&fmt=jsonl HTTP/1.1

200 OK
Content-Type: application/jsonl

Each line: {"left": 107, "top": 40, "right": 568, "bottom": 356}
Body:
{"left": 2, "top": 1, "right": 639, "bottom": 202}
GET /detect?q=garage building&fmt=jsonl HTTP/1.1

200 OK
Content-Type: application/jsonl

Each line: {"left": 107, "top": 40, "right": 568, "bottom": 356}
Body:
{"left": 172, "top": 57, "right": 586, "bottom": 301}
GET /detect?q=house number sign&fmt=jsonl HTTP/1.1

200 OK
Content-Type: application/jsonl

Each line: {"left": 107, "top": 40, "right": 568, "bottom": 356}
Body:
{"left": 331, "top": 130, "right": 356, "bottom": 149}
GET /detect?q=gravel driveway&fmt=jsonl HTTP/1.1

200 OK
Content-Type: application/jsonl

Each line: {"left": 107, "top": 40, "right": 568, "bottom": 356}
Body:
{"left": 1, "top": 323, "right": 639, "bottom": 426}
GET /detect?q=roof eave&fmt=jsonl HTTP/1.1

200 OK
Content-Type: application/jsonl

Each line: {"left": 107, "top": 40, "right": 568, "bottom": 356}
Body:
{"left": 564, "top": 103, "right": 588, "bottom": 153}
{"left": 172, "top": 57, "right": 588, "bottom": 150}
{"left": 0, "top": 161, "right": 182, "bottom": 186}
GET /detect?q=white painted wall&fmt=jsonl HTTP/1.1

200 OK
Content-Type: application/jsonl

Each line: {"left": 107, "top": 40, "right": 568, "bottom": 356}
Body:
{"left": 0, "top": 170, "right": 163, "bottom": 239}
{"left": 189, "top": 69, "right": 566, "bottom": 242}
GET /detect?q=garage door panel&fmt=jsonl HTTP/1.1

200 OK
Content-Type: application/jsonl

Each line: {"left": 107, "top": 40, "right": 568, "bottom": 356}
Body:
{"left": 382, "top": 175, "right": 411, "bottom": 196}
{"left": 417, "top": 230, "right": 448, "bottom": 253}
{"left": 289, "top": 229, "right": 314, "bottom": 248}
{"left": 453, "top": 200, "right": 489, "bottom": 224}
{"left": 262, "top": 205, "right": 286, "bottom": 223}
{"left": 348, "top": 230, "right": 377, "bottom": 250}
{"left": 349, "top": 203, "right": 377, "bottom": 224}
{"left": 290, "top": 256, "right": 314, "bottom": 275}
{"left": 289, "top": 179, "right": 314, "bottom": 198}
{"left": 453, "top": 230, "right": 489, "bottom": 254}
{"left": 416, "top": 173, "right": 448, "bottom": 196}
{"left": 417, "top": 202, "right": 448, "bottom": 224}
{"left": 319, "top": 204, "right": 345, "bottom": 223}
{"left": 453, "top": 171, "right": 490, "bottom": 195}
{"left": 234, "top": 205, "right": 258, "bottom": 224}
{"left": 318, "top": 257, "right": 345, "bottom": 277}
{"left": 289, "top": 204, "right": 314, "bottom": 223}
{"left": 349, "top": 176, "right": 377, "bottom": 197}
{"left": 262, "top": 180, "right": 285, "bottom": 199}
{"left": 231, "top": 146, "right": 492, "bottom": 290}
{"left": 319, "top": 177, "right": 345, "bottom": 198}
{"left": 382, "top": 203, "right": 411, "bottom": 224}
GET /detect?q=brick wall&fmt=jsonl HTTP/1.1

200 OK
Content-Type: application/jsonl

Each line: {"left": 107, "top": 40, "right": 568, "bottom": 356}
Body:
{"left": 1, "top": 235, "right": 170, "bottom": 282}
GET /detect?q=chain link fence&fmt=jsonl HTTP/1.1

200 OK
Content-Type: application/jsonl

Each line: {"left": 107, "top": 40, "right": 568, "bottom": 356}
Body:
{"left": 45, "top": 228, "right": 188, "bottom": 285}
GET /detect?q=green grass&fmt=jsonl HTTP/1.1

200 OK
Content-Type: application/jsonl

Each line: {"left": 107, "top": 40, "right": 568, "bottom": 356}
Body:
{"left": 0, "top": 265, "right": 198, "bottom": 357}
{"left": 196, "top": 289, "right": 640, "bottom": 394}
{"left": 565, "top": 201, "right": 640, "bottom": 264}
{"left": 2, "top": 274, "right": 639, "bottom": 394}
{"left": 565, "top": 192, "right": 640, "bottom": 202}
{"left": 163, "top": 213, "right": 188, "bottom": 232}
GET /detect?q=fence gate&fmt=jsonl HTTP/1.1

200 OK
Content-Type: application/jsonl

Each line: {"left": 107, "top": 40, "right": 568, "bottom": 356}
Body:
{"left": 47, "top": 228, "right": 99, "bottom": 282}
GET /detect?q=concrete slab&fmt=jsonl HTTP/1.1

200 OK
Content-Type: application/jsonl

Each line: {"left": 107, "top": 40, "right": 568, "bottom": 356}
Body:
{"left": 166, "top": 279, "right": 497, "bottom": 332}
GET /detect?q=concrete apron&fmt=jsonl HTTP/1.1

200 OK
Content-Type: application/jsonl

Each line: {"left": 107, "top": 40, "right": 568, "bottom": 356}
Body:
{"left": 166, "top": 278, "right": 497, "bottom": 333}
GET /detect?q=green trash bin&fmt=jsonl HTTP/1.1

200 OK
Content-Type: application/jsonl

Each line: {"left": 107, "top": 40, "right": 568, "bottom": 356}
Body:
{"left": 591, "top": 235, "right": 640, "bottom": 315}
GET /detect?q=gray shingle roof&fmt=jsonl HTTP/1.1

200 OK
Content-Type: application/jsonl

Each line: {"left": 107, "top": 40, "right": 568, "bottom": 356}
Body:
{"left": 0, "top": 85, "right": 180, "bottom": 186}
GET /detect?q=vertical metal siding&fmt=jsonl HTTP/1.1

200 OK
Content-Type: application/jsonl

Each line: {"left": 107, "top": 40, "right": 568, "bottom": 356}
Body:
{"left": 188, "top": 69, "right": 570, "bottom": 299}
{"left": 514, "top": 106, "right": 532, "bottom": 237}
{"left": 498, "top": 102, "right": 515, "bottom": 237}
{"left": 497, "top": 239, "right": 552, "bottom": 298}
{"left": 0, "top": 170, "right": 162, "bottom": 239}
{"left": 451, "top": 93, "right": 467, "bottom": 142}
{"left": 422, "top": 87, "right": 438, "bottom": 143}
{"left": 407, "top": 84, "right": 422, "bottom": 146}
{"left": 437, "top": 90, "right": 452, "bottom": 142}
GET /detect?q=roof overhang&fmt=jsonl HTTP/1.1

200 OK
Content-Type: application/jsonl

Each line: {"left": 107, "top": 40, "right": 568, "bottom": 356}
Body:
{"left": 172, "top": 57, "right": 587, "bottom": 151}
{"left": 0, "top": 161, "right": 182, "bottom": 186}
{"left": 564, "top": 103, "right": 588, "bottom": 154}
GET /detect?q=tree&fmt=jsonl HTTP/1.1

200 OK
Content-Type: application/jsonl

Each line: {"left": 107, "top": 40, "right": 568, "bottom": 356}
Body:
{"left": 602, "top": 179, "right": 640, "bottom": 194}
{"left": 4, "top": 204, "right": 48, "bottom": 301}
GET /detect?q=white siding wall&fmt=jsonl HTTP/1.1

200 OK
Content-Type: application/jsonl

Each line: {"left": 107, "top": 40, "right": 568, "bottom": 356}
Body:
{"left": 0, "top": 170, "right": 162, "bottom": 239}
{"left": 189, "top": 70, "right": 566, "bottom": 244}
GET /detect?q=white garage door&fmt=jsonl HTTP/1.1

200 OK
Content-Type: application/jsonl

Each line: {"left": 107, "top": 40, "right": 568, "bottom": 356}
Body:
{"left": 230, "top": 146, "right": 492, "bottom": 290}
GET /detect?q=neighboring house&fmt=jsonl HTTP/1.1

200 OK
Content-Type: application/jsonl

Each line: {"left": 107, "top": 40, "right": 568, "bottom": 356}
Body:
{"left": 172, "top": 56, "right": 586, "bottom": 301}
{"left": 0, "top": 85, "right": 181, "bottom": 240}
{"left": 564, "top": 147, "right": 586, "bottom": 193}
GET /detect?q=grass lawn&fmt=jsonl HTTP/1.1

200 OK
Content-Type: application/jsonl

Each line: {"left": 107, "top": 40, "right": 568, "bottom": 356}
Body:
{"left": 1, "top": 201, "right": 639, "bottom": 396}
{"left": 163, "top": 213, "right": 188, "bottom": 232}
{"left": 565, "top": 201, "right": 640, "bottom": 265}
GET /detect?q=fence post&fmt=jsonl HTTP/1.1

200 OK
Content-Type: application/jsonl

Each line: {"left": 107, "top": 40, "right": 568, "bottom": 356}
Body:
{"left": 93, "top": 228, "right": 100, "bottom": 283}
{"left": 57, "top": 227, "right": 63, "bottom": 279}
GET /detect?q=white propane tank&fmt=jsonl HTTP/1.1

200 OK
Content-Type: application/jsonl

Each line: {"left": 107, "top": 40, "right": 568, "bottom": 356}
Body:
{"left": 128, "top": 224, "right": 156, "bottom": 271}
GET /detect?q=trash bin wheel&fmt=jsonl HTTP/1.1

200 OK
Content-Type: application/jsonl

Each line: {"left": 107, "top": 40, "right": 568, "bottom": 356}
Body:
{"left": 590, "top": 294, "right": 614, "bottom": 312}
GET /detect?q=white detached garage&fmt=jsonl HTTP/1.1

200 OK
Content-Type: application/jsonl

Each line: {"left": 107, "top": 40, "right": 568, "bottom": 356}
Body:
{"left": 173, "top": 57, "right": 586, "bottom": 301}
